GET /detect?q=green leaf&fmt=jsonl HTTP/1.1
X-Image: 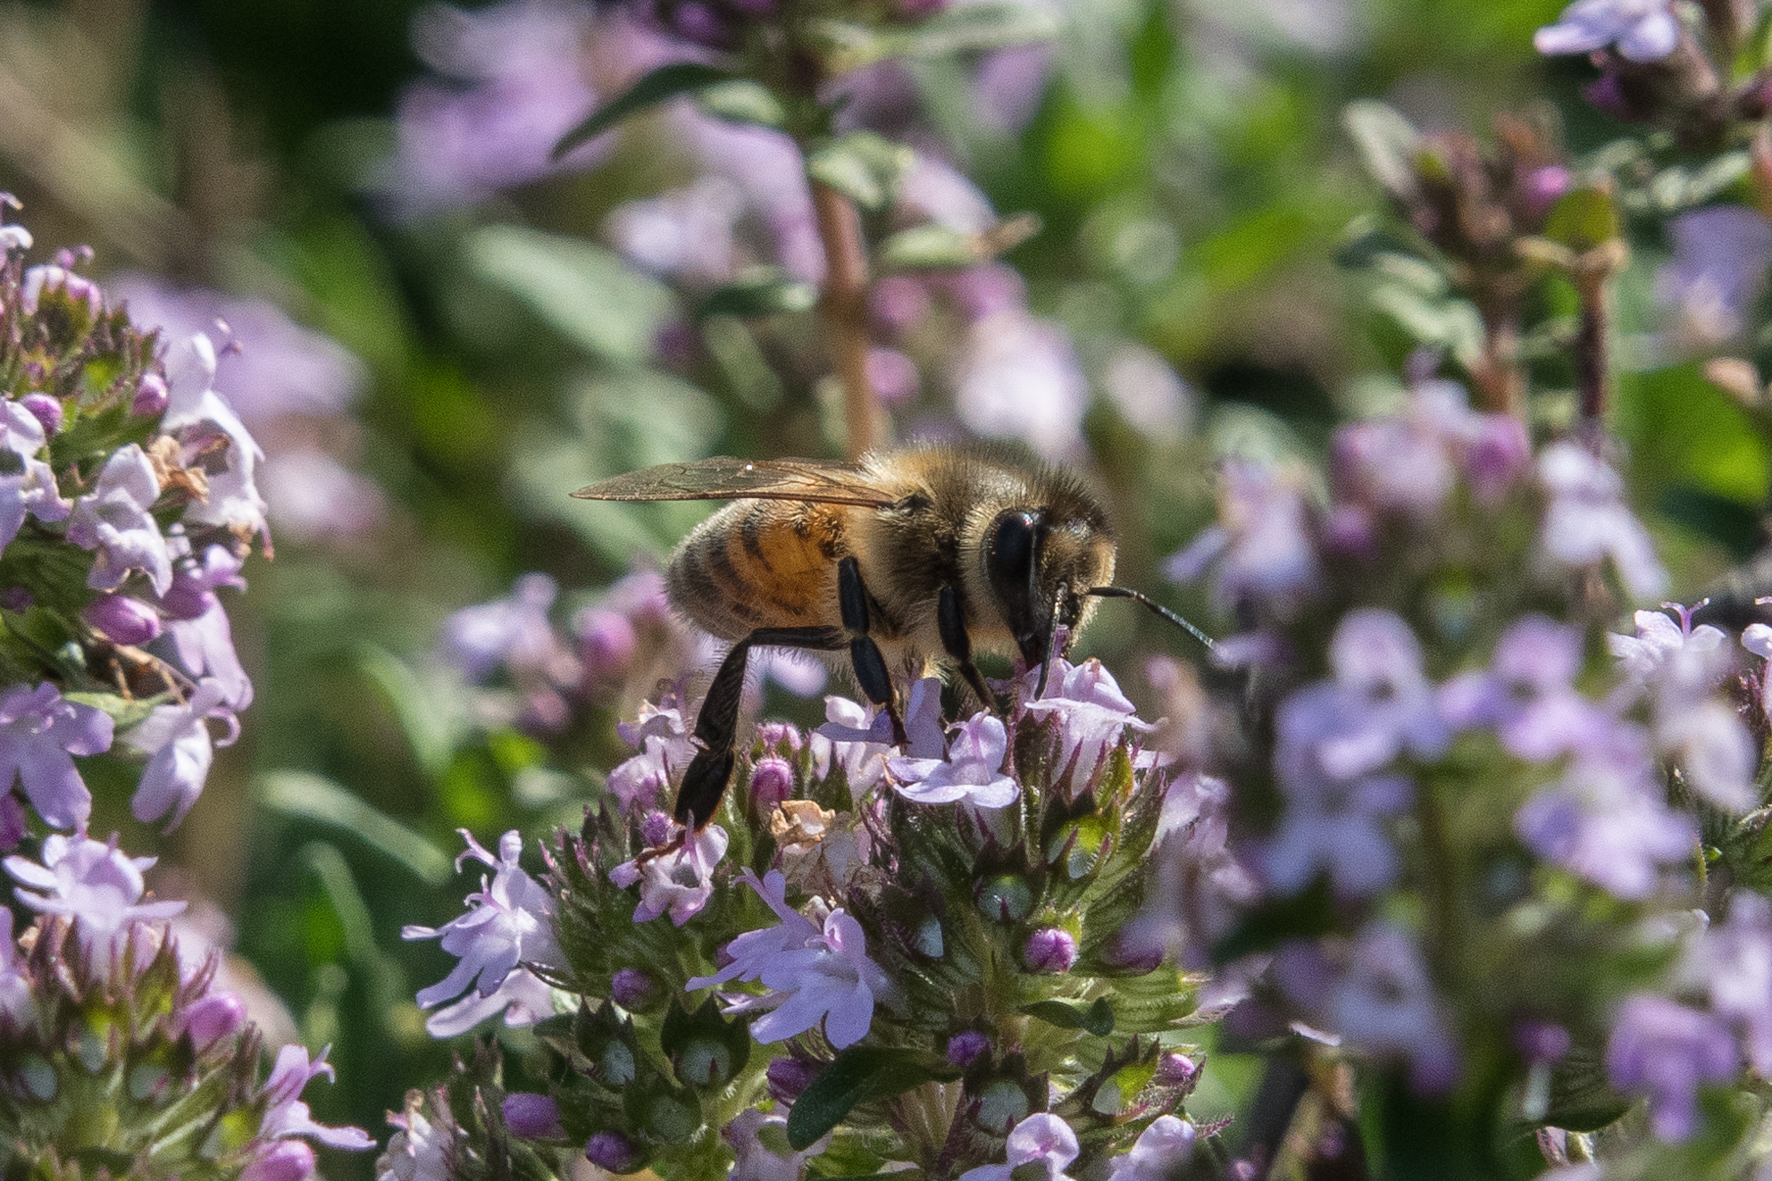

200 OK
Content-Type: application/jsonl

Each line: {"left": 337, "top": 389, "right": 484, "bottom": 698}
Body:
{"left": 258, "top": 770, "right": 454, "bottom": 886}
{"left": 694, "top": 79, "right": 787, "bottom": 128}
{"left": 806, "top": 133, "right": 913, "bottom": 211}
{"left": 786, "top": 1047, "right": 962, "bottom": 1151}
{"left": 63, "top": 689, "right": 165, "bottom": 731}
{"left": 1543, "top": 186, "right": 1619, "bottom": 253}
{"left": 695, "top": 268, "right": 819, "bottom": 320}
{"left": 553, "top": 62, "right": 736, "bottom": 160}
{"left": 876, "top": 216, "right": 1041, "bottom": 272}
{"left": 1342, "top": 100, "right": 1422, "bottom": 201}
{"left": 1020, "top": 997, "right": 1115, "bottom": 1036}
{"left": 895, "top": 2, "right": 1062, "bottom": 56}
{"left": 467, "top": 225, "right": 675, "bottom": 361}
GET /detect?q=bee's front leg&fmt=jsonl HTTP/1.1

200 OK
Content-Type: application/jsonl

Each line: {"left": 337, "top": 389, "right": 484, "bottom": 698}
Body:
{"left": 836, "top": 556, "right": 907, "bottom": 745}
{"left": 938, "top": 583, "right": 1001, "bottom": 716}
{"left": 675, "top": 624, "right": 845, "bottom": 830}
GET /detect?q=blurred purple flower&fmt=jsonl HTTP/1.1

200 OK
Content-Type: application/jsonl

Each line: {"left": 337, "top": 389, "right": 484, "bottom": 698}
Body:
{"left": 257, "top": 450, "right": 387, "bottom": 546}
{"left": 1331, "top": 925, "right": 1460, "bottom": 1093}
{"left": 1315, "top": 608, "right": 1448, "bottom": 777}
{"left": 387, "top": 0, "right": 605, "bottom": 213}
{"left": 609, "top": 694, "right": 697, "bottom": 815}
{"left": 0, "top": 683, "right": 114, "bottom": 830}
{"left": 0, "top": 401, "right": 69, "bottom": 562}
{"left": 1536, "top": 442, "right": 1667, "bottom": 599}
{"left": 1689, "top": 892, "right": 1772, "bottom": 1075}
{"left": 18, "top": 393, "right": 60, "bottom": 437}
{"left": 1167, "top": 461, "right": 1320, "bottom": 618}
{"left": 1515, "top": 728, "right": 1694, "bottom": 898}
{"left": 973, "top": 45, "right": 1054, "bottom": 133}
{"left": 5, "top": 832, "right": 185, "bottom": 963}
{"left": 726, "top": 1110, "right": 831, "bottom": 1181}
{"left": 502, "top": 1092, "right": 564, "bottom": 1139}
{"left": 888, "top": 713, "right": 1018, "bottom": 807}
{"left": 257, "top": 1043, "right": 375, "bottom": 1152}
{"left": 1101, "top": 344, "right": 1194, "bottom": 442}
{"left": 957, "top": 1113, "right": 1079, "bottom": 1181}
{"left": 1023, "top": 927, "right": 1076, "bottom": 973}
{"left": 1107, "top": 1116, "right": 1196, "bottom": 1181}
{"left": 19, "top": 265, "right": 102, "bottom": 316}
{"left": 1654, "top": 206, "right": 1772, "bottom": 353}
{"left": 66, "top": 444, "right": 171, "bottom": 596}
{"left": 1606, "top": 994, "right": 1736, "bottom": 1141}
{"left": 898, "top": 155, "right": 996, "bottom": 234}
{"left": 380, "top": 1095, "right": 458, "bottom": 1181}
{"left": 953, "top": 311, "right": 1088, "bottom": 460}
{"left": 124, "top": 679, "right": 233, "bottom": 831}
{"left": 1535, "top": 0, "right": 1680, "bottom": 61}
{"left": 680, "top": 116, "right": 823, "bottom": 282}
{"left": 157, "top": 545, "right": 254, "bottom": 712}
{"left": 404, "top": 829, "right": 564, "bottom": 1036}
{"left": 441, "top": 573, "right": 563, "bottom": 680}
{"left": 606, "top": 177, "right": 743, "bottom": 285}
{"left": 1263, "top": 758, "right": 1411, "bottom": 898}
{"left": 1441, "top": 614, "right": 1608, "bottom": 762}
{"left": 609, "top": 822, "right": 728, "bottom": 924}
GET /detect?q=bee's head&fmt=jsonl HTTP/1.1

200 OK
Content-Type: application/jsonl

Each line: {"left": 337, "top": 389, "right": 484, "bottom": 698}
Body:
{"left": 982, "top": 506, "right": 1117, "bottom": 672}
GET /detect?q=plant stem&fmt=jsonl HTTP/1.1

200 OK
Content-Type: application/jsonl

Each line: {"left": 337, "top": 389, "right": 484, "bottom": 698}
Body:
{"left": 1575, "top": 271, "right": 1610, "bottom": 442}
{"left": 809, "top": 179, "right": 880, "bottom": 460}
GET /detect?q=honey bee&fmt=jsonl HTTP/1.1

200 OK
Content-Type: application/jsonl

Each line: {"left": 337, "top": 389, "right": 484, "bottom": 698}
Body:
{"left": 573, "top": 443, "right": 1208, "bottom": 831}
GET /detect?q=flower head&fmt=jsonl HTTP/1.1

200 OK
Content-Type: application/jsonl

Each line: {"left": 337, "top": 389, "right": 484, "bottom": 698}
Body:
{"left": 1107, "top": 1116, "right": 1197, "bottom": 1181}
{"left": 958, "top": 1113, "right": 1080, "bottom": 1181}
{"left": 0, "top": 683, "right": 114, "bottom": 830}
{"left": 609, "top": 823, "right": 728, "bottom": 925}
{"left": 1020, "top": 657, "right": 1156, "bottom": 774}
{"left": 5, "top": 832, "right": 185, "bottom": 963}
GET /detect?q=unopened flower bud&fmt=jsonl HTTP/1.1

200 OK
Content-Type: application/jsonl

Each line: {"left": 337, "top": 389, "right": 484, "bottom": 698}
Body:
{"left": 641, "top": 810, "right": 675, "bottom": 847}
{"left": 767, "top": 1057, "right": 820, "bottom": 1104}
{"left": 612, "top": 967, "right": 657, "bottom": 1010}
{"left": 1155, "top": 1052, "right": 1197, "bottom": 1087}
{"left": 749, "top": 756, "right": 795, "bottom": 811}
{"left": 1023, "top": 928, "right": 1076, "bottom": 973}
{"left": 756, "top": 721, "right": 803, "bottom": 753}
{"left": 82, "top": 594, "right": 163, "bottom": 645}
{"left": 133, "top": 373, "right": 169, "bottom": 417}
{"left": 976, "top": 874, "right": 1035, "bottom": 922}
{"left": 240, "top": 1141, "right": 316, "bottom": 1181}
{"left": 945, "top": 1030, "right": 991, "bottom": 1067}
{"left": 19, "top": 393, "right": 60, "bottom": 436}
{"left": 179, "top": 992, "right": 247, "bottom": 1053}
{"left": 586, "top": 1130, "right": 642, "bottom": 1172}
{"left": 503, "top": 1092, "right": 565, "bottom": 1139}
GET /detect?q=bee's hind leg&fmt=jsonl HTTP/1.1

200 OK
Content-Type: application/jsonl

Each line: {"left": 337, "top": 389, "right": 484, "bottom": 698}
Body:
{"left": 675, "top": 624, "right": 845, "bottom": 830}
{"left": 837, "top": 556, "right": 907, "bottom": 745}
{"left": 939, "top": 584, "right": 1000, "bottom": 716}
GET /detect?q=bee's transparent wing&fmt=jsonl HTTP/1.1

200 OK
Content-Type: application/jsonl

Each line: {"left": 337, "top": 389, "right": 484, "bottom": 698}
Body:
{"left": 573, "top": 457, "right": 896, "bottom": 507}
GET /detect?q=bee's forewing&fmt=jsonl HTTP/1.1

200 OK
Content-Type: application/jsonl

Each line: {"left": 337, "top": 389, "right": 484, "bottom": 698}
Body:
{"left": 572, "top": 456, "right": 895, "bottom": 507}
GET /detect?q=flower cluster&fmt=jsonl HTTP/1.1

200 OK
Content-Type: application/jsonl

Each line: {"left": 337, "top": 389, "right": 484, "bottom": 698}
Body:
{"left": 0, "top": 211, "right": 268, "bottom": 843}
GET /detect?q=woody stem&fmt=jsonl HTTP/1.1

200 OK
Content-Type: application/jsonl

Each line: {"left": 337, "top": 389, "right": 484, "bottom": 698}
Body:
{"left": 810, "top": 179, "right": 880, "bottom": 460}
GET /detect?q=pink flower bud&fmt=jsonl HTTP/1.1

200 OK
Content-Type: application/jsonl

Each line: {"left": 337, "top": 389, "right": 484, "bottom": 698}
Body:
{"left": 748, "top": 756, "right": 795, "bottom": 811}
{"left": 133, "top": 373, "right": 169, "bottom": 417}
{"left": 585, "top": 1131, "right": 641, "bottom": 1172}
{"left": 503, "top": 1092, "right": 565, "bottom": 1139}
{"left": 611, "top": 968, "right": 657, "bottom": 1010}
{"left": 179, "top": 992, "right": 247, "bottom": 1052}
{"left": 946, "top": 1030, "right": 991, "bottom": 1067}
{"left": 1023, "top": 927, "right": 1077, "bottom": 973}
{"left": 81, "top": 594, "right": 163, "bottom": 646}
{"left": 1155, "top": 1051, "right": 1197, "bottom": 1086}
{"left": 756, "top": 721, "right": 803, "bottom": 753}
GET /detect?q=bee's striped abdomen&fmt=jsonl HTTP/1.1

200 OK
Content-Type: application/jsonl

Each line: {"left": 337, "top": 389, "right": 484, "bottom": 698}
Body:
{"left": 666, "top": 500, "right": 850, "bottom": 640}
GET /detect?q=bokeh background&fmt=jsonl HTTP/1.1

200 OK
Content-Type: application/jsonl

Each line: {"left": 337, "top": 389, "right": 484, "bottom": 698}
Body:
{"left": 3, "top": 0, "right": 1763, "bottom": 1174}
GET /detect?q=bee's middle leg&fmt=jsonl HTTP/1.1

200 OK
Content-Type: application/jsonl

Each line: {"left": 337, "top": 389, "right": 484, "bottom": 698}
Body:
{"left": 837, "top": 556, "right": 906, "bottom": 744}
{"left": 674, "top": 624, "right": 845, "bottom": 830}
{"left": 938, "top": 583, "right": 1000, "bottom": 715}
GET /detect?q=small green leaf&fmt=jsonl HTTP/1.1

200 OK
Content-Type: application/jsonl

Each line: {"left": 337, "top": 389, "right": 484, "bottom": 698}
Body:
{"left": 259, "top": 771, "right": 454, "bottom": 885}
{"left": 786, "top": 1047, "right": 962, "bottom": 1151}
{"left": 1543, "top": 186, "right": 1619, "bottom": 253}
{"left": 1342, "top": 100, "right": 1422, "bottom": 202}
{"left": 896, "top": 2, "right": 1062, "bottom": 56}
{"left": 1020, "top": 998, "right": 1115, "bottom": 1036}
{"left": 552, "top": 62, "right": 736, "bottom": 160}
{"left": 694, "top": 80, "right": 787, "bottom": 128}
{"left": 807, "top": 132, "right": 913, "bottom": 211}
{"left": 468, "top": 225, "right": 676, "bottom": 361}
{"left": 877, "top": 224, "right": 981, "bottom": 271}
{"left": 695, "top": 268, "right": 819, "bottom": 319}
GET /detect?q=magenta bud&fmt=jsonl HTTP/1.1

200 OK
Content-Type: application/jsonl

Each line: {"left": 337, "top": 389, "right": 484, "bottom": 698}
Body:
{"left": 179, "top": 992, "right": 247, "bottom": 1052}
{"left": 585, "top": 1131, "right": 641, "bottom": 1173}
{"left": 133, "top": 372, "right": 169, "bottom": 417}
{"left": 81, "top": 594, "right": 163, "bottom": 646}
{"left": 766, "top": 1056, "right": 820, "bottom": 1104}
{"left": 1155, "top": 1051, "right": 1197, "bottom": 1086}
{"left": 611, "top": 968, "right": 657, "bottom": 1010}
{"left": 756, "top": 722, "right": 803, "bottom": 753}
{"left": 503, "top": 1092, "right": 565, "bottom": 1139}
{"left": 1513, "top": 1020, "right": 1572, "bottom": 1064}
{"left": 748, "top": 756, "right": 795, "bottom": 811}
{"left": 1022, "top": 927, "right": 1076, "bottom": 973}
{"left": 576, "top": 608, "right": 637, "bottom": 681}
{"left": 1520, "top": 165, "right": 1572, "bottom": 222}
{"left": 240, "top": 1141, "right": 316, "bottom": 1181}
{"left": 19, "top": 393, "right": 61, "bottom": 436}
{"left": 640, "top": 810, "right": 675, "bottom": 848}
{"left": 945, "top": 1030, "right": 991, "bottom": 1067}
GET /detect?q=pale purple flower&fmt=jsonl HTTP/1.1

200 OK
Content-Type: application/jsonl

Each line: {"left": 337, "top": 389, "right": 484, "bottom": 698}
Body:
{"left": 810, "top": 696, "right": 893, "bottom": 797}
{"left": 817, "top": 676, "right": 944, "bottom": 755}
{"left": 0, "top": 910, "right": 35, "bottom": 1026}
{"left": 755, "top": 647, "right": 829, "bottom": 698}
{"left": 66, "top": 443, "right": 171, "bottom": 595}
{"left": 973, "top": 45, "right": 1054, "bottom": 134}
{"left": 176, "top": 991, "right": 248, "bottom": 1052}
{"left": 1688, "top": 892, "right": 1772, "bottom": 1076}
{"left": 404, "top": 829, "right": 564, "bottom": 1035}
{"left": 0, "top": 683, "right": 114, "bottom": 829}
{"left": 1019, "top": 657, "right": 1157, "bottom": 774}
{"left": 1515, "top": 728, "right": 1695, "bottom": 899}
{"left": 1654, "top": 207, "right": 1772, "bottom": 352}
{"left": 680, "top": 116, "right": 822, "bottom": 283}
{"left": 1328, "top": 925, "right": 1460, "bottom": 1093}
{"left": 257, "top": 1043, "right": 376, "bottom": 1151}
{"left": 1101, "top": 344, "right": 1194, "bottom": 442}
{"left": 608, "top": 694, "right": 697, "bottom": 815}
{"left": 1167, "top": 461, "right": 1320, "bottom": 617}
{"left": 1536, "top": 442, "right": 1667, "bottom": 599}
{"left": 749, "top": 757, "right": 795, "bottom": 811}
{"left": 1745, "top": 623, "right": 1772, "bottom": 661}
{"left": 898, "top": 155, "right": 996, "bottom": 234}
{"left": 888, "top": 713, "right": 1018, "bottom": 808}
{"left": 5, "top": 832, "right": 185, "bottom": 962}
{"left": 1606, "top": 994, "right": 1737, "bottom": 1141}
{"left": 377, "top": 1095, "right": 457, "bottom": 1181}
{"left": 157, "top": 547, "right": 254, "bottom": 712}
{"left": 440, "top": 573, "right": 566, "bottom": 681}
{"left": 1535, "top": 0, "right": 1680, "bottom": 61}
{"left": 0, "top": 200, "right": 31, "bottom": 253}
{"left": 1315, "top": 609, "right": 1448, "bottom": 777}
{"left": 18, "top": 393, "right": 60, "bottom": 437}
{"left": 123, "top": 678, "right": 233, "bottom": 831}
{"left": 1023, "top": 928, "right": 1076, "bottom": 973}
{"left": 133, "top": 373, "right": 169, "bottom": 417}
{"left": 1611, "top": 604, "right": 1727, "bottom": 689}
{"left": 609, "top": 823, "right": 728, "bottom": 925}
{"left": 605, "top": 177, "right": 743, "bottom": 285}
{"left": 19, "top": 265, "right": 102, "bottom": 316}
{"left": 726, "top": 1110, "right": 832, "bottom": 1181}
{"left": 387, "top": 0, "right": 606, "bottom": 213}
{"left": 953, "top": 311, "right": 1089, "bottom": 460}
{"left": 1107, "top": 1116, "right": 1197, "bottom": 1181}
{"left": 1331, "top": 414, "right": 1457, "bottom": 520}
{"left": 1123, "top": 773, "right": 1259, "bottom": 966}
{"left": 241, "top": 1141, "right": 316, "bottom": 1181}
{"left": 161, "top": 333, "right": 269, "bottom": 540}
{"left": 687, "top": 869, "right": 819, "bottom": 991}
{"left": 957, "top": 1113, "right": 1079, "bottom": 1181}
{"left": 1440, "top": 614, "right": 1607, "bottom": 762}
{"left": 0, "top": 401, "right": 68, "bottom": 563}
{"left": 257, "top": 449, "right": 387, "bottom": 545}
{"left": 1262, "top": 758, "right": 1411, "bottom": 898}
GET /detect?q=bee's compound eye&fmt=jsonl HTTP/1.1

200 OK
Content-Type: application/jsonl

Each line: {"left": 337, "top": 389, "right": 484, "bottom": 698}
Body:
{"left": 988, "top": 511, "right": 1038, "bottom": 588}
{"left": 986, "top": 510, "right": 1047, "bottom": 667}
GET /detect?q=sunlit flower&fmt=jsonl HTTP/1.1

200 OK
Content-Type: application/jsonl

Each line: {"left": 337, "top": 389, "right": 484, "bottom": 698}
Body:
{"left": 5, "top": 832, "right": 185, "bottom": 963}
{"left": 0, "top": 684, "right": 114, "bottom": 830}
{"left": 888, "top": 713, "right": 1018, "bottom": 808}
{"left": 1107, "top": 1116, "right": 1197, "bottom": 1181}
{"left": 66, "top": 444, "right": 172, "bottom": 597}
{"left": 0, "top": 401, "right": 69, "bottom": 559}
{"left": 256, "top": 1043, "right": 376, "bottom": 1152}
{"left": 958, "top": 1113, "right": 1079, "bottom": 1181}
{"left": 609, "top": 823, "right": 728, "bottom": 925}
{"left": 124, "top": 679, "right": 233, "bottom": 831}
{"left": 726, "top": 1109, "right": 832, "bottom": 1181}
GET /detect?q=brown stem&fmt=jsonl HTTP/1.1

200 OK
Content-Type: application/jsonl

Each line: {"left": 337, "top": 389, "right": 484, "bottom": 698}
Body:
{"left": 810, "top": 179, "right": 880, "bottom": 460}
{"left": 1575, "top": 274, "right": 1610, "bottom": 441}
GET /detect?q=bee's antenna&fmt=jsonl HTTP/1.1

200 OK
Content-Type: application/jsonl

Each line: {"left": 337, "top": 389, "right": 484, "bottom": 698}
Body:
{"left": 1086, "top": 586, "right": 1216, "bottom": 651}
